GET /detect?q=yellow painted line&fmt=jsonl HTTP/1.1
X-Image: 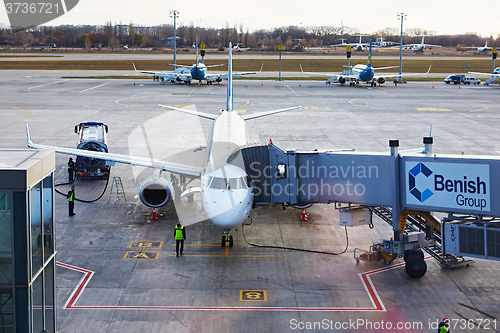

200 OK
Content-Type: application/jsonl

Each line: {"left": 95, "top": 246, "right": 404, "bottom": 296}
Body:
{"left": 0, "top": 107, "right": 31, "bottom": 122}
{"left": 300, "top": 106, "right": 331, "bottom": 110}
{"left": 124, "top": 251, "right": 159, "bottom": 260}
{"left": 225, "top": 246, "right": 230, "bottom": 256}
{"left": 130, "top": 241, "right": 163, "bottom": 249}
{"left": 189, "top": 82, "right": 201, "bottom": 95}
{"left": 416, "top": 107, "right": 452, "bottom": 111}
{"left": 115, "top": 97, "right": 146, "bottom": 109}
{"left": 282, "top": 82, "right": 299, "bottom": 96}
{"left": 468, "top": 102, "right": 489, "bottom": 113}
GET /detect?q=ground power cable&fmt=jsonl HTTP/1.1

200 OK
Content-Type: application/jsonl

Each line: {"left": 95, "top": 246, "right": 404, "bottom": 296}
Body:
{"left": 242, "top": 216, "right": 349, "bottom": 255}
{"left": 54, "top": 174, "right": 111, "bottom": 203}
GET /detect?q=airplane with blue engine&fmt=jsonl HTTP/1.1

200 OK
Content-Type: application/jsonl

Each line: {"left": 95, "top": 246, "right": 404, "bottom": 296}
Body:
{"left": 134, "top": 39, "right": 260, "bottom": 85}
{"left": 27, "top": 42, "right": 300, "bottom": 246}
{"left": 301, "top": 40, "right": 431, "bottom": 86}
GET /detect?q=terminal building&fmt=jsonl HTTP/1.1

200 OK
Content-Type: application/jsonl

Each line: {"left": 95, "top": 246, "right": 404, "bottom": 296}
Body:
{"left": 0, "top": 149, "right": 56, "bottom": 333}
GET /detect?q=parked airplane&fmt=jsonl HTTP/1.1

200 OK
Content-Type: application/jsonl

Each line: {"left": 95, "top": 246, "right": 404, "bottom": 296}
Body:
{"left": 466, "top": 64, "right": 500, "bottom": 85}
{"left": 133, "top": 39, "right": 259, "bottom": 85}
{"left": 461, "top": 41, "right": 492, "bottom": 53}
{"left": 301, "top": 40, "right": 432, "bottom": 86}
{"left": 330, "top": 38, "right": 348, "bottom": 47}
{"left": 27, "top": 43, "right": 301, "bottom": 246}
{"left": 402, "top": 36, "right": 442, "bottom": 52}
{"left": 374, "top": 37, "right": 399, "bottom": 48}
{"left": 330, "top": 35, "right": 370, "bottom": 52}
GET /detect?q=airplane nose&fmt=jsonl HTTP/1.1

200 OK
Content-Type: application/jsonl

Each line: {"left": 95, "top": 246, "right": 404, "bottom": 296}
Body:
{"left": 202, "top": 188, "right": 253, "bottom": 228}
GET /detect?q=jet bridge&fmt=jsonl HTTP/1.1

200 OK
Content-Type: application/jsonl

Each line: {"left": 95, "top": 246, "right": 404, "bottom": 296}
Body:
{"left": 237, "top": 138, "right": 500, "bottom": 277}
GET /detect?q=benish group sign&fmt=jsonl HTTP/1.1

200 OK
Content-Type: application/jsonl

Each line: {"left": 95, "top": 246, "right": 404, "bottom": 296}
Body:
{"left": 405, "top": 161, "right": 490, "bottom": 212}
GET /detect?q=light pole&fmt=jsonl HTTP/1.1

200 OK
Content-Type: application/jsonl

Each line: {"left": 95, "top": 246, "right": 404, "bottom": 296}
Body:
{"left": 169, "top": 10, "right": 180, "bottom": 69}
{"left": 397, "top": 13, "right": 407, "bottom": 83}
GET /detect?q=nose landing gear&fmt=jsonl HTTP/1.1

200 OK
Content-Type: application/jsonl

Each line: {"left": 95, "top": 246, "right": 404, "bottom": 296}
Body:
{"left": 221, "top": 230, "right": 234, "bottom": 247}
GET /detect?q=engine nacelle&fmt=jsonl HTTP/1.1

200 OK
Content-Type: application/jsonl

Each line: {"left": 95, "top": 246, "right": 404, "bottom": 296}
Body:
{"left": 292, "top": 203, "right": 313, "bottom": 209}
{"left": 216, "top": 77, "right": 223, "bottom": 83}
{"left": 377, "top": 77, "right": 386, "bottom": 84}
{"left": 138, "top": 174, "right": 172, "bottom": 207}
{"left": 338, "top": 77, "right": 346, "bottom": 84}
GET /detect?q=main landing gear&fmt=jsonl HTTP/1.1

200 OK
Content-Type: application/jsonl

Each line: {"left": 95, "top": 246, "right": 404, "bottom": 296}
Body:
{"left": 221, "top": 230, "right": 234, "bottom": 247}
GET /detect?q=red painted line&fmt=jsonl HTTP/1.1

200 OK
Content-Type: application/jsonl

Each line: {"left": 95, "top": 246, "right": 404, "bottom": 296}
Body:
{"left": 56, "top": 258, "right": 431, "bottom": 312}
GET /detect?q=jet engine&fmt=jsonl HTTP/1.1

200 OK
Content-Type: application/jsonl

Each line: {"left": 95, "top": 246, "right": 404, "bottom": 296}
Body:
{"left": 377, "top": 77, "right": 386, "bottom": 84}
{"left": 338, "top": 77, "right": 346, "bottom": 84}
{"left": 138, "top": 171, "right": 172, "bottom": 207}
{"left": 216, "top": 77, "right": 223, "bottom": 83}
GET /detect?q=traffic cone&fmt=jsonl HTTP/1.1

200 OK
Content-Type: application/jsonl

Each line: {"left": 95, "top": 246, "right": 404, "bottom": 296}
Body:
{"left": 432, "top": 85, "right": 434, "bottom": 88}
{"left": 151, "top": 207, "right": 158, "bottom": 220}
{"left": 134, "top": 82, "right": 135, "bottom": 85}
{"left": 459, "top": 86, "right": 460, "bottom": 89}
{"left": 300, "top": 208, "right": 308, "bottom": 221}
{"left": 299, "top": 84, "right": 301, "bottom": 87}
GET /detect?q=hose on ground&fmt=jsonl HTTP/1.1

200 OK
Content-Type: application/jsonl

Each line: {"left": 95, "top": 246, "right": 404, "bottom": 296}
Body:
{"left": 242, "top": 216, "right": 349, "bottom": 255}
{"left": 54, "top": 175, "right": 111, "bottom": 203}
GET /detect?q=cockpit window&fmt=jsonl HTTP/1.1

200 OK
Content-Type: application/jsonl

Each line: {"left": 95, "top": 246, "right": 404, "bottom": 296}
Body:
{"left": 209, "top": 177, "right": 227, "bottom": 190}
{"left": 228, "top": 178, "right": 247, "bottom": 190}
{"left": 208, "top": 177, "right": 248, "bottom": 190}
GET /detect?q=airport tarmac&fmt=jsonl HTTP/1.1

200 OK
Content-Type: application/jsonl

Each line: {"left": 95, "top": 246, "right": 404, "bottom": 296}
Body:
{"left": 1, "top": 74, "right": 500, "bottom": 332}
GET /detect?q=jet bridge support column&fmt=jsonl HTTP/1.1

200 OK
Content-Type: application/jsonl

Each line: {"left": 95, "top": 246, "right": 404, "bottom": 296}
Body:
{"left": 390, "top": 140, "right": 401, "bottom": 243}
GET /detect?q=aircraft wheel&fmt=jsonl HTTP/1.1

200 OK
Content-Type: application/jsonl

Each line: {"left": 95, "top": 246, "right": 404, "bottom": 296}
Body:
{"left": 221, "top": 236, "right": 226, "bottom": 247}
{"left": 405, "top": 257, "right": 427, "bottom": 278}
{"left": 229, "top": 235, "right": 234, "bottom": 247}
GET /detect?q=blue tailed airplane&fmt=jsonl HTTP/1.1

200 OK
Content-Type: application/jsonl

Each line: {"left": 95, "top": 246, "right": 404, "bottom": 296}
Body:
{"left": 301, "top": 40, "right": 431, "bottom": 86}
{"left": 134, "top": 39, "right": 260, "bottom": 85}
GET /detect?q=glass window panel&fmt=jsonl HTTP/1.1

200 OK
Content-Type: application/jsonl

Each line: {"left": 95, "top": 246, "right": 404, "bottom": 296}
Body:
{"left": 0, "top": 191, "right": 12, "bottom": 285}
{"left": 0, "top": 287, "right": 14, "bottom": 333}
{"left": 44, "top": 259, "right": 55, "bottom": 333}
{"left": 30, "top": 182, "right": 43, "bottom": 279}
{"left": 42, "top": 175, "right": 54, "bottom": 260}
{"left": 31, "top": 274, "right": 43, "bottom": 333}
{"left": 209, "top": 178, "right": 227, "bottom": 189}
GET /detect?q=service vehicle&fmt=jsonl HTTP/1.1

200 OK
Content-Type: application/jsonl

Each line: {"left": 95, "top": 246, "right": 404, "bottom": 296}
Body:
{"left": 461, "top": 77, "right": 481, "bottom": 85}
{"left": 74, "top": 122, "right": 111, "bottom": 180}
{"left": 444, "top": 74, "right": 465, "bottom": 84}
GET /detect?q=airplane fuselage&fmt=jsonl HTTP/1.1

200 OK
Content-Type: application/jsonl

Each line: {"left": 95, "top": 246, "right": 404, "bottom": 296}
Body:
{"left": 352, "top": 64, "right": 374, "bottom": 82}
{"left": 191, "top": 63, "right": 207, "bottom": 81}
{"left": 200, "top": 110, "right": 254, "bottom": 228}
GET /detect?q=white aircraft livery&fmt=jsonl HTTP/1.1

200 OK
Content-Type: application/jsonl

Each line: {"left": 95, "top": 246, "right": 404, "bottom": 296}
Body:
{"left": 27, "top": 42, "right": 300, "bottom": 246}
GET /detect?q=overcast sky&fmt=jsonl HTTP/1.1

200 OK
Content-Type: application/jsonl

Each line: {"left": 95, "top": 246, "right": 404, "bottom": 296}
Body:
{"left": 1, "top": 0, "right": 498, "bottom": 38}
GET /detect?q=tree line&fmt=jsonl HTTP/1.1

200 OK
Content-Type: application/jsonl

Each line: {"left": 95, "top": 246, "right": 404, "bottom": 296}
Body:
{"left": 0, "top": 22, "right": 497, "bottom": 50}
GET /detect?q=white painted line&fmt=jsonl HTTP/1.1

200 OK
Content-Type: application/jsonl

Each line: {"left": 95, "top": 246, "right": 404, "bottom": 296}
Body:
{"left": 27, "top": 79, "right": 69, "bottom": 90}
{"left": 79, "top": 83, "right": 108, "bottom": 93}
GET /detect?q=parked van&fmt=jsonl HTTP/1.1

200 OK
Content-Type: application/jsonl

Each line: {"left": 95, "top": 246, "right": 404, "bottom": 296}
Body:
{"left": 462, "top": 77, "right": 481, "bottom": 85}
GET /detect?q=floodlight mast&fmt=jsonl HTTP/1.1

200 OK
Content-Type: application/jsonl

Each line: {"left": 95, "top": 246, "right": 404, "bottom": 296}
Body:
{"left": 169, "top": 10, "right": 180, "bottom": 69}
{"left": 397, "top": 13, "right": 407, "bottom": 83}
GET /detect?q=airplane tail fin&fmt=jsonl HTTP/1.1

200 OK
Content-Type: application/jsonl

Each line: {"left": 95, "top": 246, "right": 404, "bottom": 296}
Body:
{"left": 367, "top": 40, "right": 372, "bottom": 67}
{"left": 227, "top": 42, "right": 233, "bottom": 112}
{"left": 465, "top": 62, "right": 469, "bottom": 73}
{"left": 195, "top": 38, "right": 199, "bottom": 65}
{"left": 26, "top": 120, "right": 34, "bottom": 147}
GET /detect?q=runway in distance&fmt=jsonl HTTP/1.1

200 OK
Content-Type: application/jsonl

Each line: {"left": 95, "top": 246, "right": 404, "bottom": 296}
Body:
{"left": 27, "top": 42, "right": 301, "bottom": 246}
{"left": 402, "top": 36, "right": 442, "bottom": 52}
{"left": 301, "top": 40, "right": 432, "bottom": 86}
{"left": 133, "top": 39, "right": 260, "bottom": 85}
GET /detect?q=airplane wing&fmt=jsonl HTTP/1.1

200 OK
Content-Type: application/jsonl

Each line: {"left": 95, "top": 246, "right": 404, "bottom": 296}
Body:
{"left": 376, "top": 65, "right": 432, "bottom": 80}
{"left": 205, "top": 65, "right": 262, "bottom": 82}
{"left": 423, "top": 44, "right": 442, "bottom": 48}
{"left": 299, "top": 65, "right": 357, "bottom": 80}
{"left": 241, "top": 106, "right": 302, "bottom": 120}
{"left": 158, "top": 104, "right": 218, "bottom": 120}
{"left": 26, "top": 121, "right": 202, "bottom": 177}
{"left": 372, "top": 65, "right": 401, "bottom": 71}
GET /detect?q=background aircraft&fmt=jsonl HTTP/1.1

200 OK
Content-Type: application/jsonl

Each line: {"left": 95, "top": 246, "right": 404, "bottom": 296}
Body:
{"left": 461, "top": 41, "right": 492, "bottom": 53}
{"left": 301, "top": 40, "right": 431, "bottom": 86}
{"left": 374, "top": 37, "right": 399, "bottom": 47}
{"left": 134, "top": 39, "right": 259, "bottom": 85}
{"left": 28, "top": 43, "right": 300, "bottom": 246}
{"left": 402, "top": 36, "right": 442, "bottom": 52}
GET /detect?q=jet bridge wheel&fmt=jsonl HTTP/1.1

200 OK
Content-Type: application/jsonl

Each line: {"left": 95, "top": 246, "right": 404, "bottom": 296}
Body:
{"left": 405, "top": 256, "right": 427, "bottom": 278}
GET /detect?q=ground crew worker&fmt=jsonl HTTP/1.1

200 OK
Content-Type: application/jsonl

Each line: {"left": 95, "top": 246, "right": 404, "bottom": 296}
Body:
{"left": 68, "top": 157, "right": 75, "bottom": 182}
{"left": 393, "top": 78, "right": 398, "bottom": 87}
{"left": 67, "top": 186, "right": 75, "bottom": 216}
{"left": 174, "top": 223, "right": 186, "bottom": 257}
{"left": 438, "top": 317, "right": 450, "bottom": 332}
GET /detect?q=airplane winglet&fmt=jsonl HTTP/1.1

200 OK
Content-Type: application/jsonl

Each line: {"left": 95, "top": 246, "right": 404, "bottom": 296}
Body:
{"left": 132, "top": 62, "right": 138, "bottom": 72}
{"left": 26, "top": 120, "right": 34, "bottom": 148}
{"left": 259, "top": 64, "right": 264, "bottom": 72}
{"left": 300, "top": 64, "right": 304, "bottom": 73}
{"left": 426, "top": 65, "right": 432, "bottom": 74}
{"left": 465, "top": 62, "right": 469, "bottom": 73}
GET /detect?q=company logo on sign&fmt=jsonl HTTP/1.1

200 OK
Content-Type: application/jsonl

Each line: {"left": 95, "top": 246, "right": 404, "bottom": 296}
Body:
{"left": 408, "top": 162, "right": 433, "bottom": 202}
{"left": 405, "top": 161, "right": 490, "bottom": 212}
